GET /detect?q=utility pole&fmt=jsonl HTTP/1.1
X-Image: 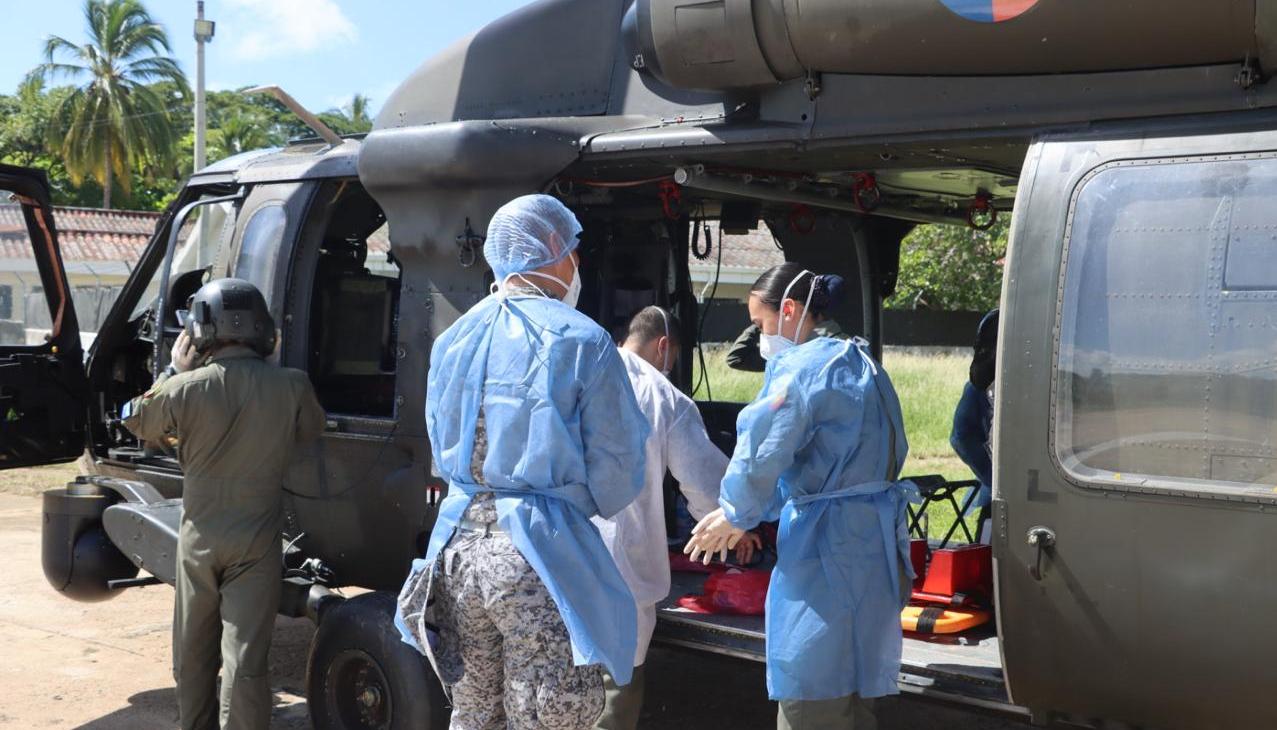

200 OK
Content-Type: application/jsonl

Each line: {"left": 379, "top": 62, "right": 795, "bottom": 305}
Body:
{"left": 193, "top": 1, "right": 216, "bottom": 172}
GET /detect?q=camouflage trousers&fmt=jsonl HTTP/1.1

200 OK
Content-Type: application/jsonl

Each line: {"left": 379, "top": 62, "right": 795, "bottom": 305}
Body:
{"left": 430, "top": 516, "right": 605, "bottom": 730}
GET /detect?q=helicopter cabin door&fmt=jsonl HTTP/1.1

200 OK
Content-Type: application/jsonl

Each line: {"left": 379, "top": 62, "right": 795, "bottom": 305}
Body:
{"left": 995, "top": 123, "right": 1277, "bottom": 729}
{"left": 0, "top": 164, "right": 89, "bottom": 468}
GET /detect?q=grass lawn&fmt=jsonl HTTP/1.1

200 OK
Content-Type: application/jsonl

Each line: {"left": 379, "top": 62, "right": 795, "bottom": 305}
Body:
{"left": 693, "top": 346, "right": 981, "bottom": 541}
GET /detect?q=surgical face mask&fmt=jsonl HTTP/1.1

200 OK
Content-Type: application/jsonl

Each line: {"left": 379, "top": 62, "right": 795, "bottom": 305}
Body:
{"left": 758, "top": 331, "right": 788, "bottom": 361}
{"left": 562, "top": 258, "right": 581, "bottom": 309}
{"left": 758, "top": 270, "right": 815, "bottom": 361}
{"left": 499, "top": 257, "right": 581, "bottom": 308}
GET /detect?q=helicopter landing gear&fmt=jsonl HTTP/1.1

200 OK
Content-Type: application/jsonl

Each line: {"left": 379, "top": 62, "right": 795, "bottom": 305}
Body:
{"left": 306, "top": 592, "right": 449, "bottom": 730}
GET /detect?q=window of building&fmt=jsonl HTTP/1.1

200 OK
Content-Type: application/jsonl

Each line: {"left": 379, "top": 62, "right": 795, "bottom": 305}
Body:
{"left": 1054, "top": 154, "right": 1277, "bottom": 495}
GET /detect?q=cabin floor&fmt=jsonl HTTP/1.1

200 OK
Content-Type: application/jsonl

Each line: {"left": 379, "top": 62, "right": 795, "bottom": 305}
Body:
{"left": 655, "top": 569, "right": 1020, "bottom": 716}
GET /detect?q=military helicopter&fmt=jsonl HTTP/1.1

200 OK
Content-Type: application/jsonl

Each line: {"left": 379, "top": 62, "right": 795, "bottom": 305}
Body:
{"left": 6, "top": 0, "right": 1277, "bottom": 727}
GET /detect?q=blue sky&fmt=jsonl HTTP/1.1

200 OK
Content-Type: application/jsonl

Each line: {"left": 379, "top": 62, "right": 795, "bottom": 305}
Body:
{"left": 0, "top": 0, "right": 532, "bottom": 116}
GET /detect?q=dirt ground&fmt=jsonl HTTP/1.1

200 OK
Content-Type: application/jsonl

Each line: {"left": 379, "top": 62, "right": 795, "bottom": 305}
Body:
{"left": 0, "top": 465, "right": 1025, "bottom": 729}
{"left": 0, "top": 466, "right": 310, "bottom": 729}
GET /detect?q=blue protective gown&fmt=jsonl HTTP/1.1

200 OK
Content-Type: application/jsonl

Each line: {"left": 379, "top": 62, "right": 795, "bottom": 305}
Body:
{"left": 399, "top": 292, "right": 649, "bottom": 685}
{"left": 950, "top": 381, "right": 994, "bottom": 509}
{"left": 720, "top": 337, "right": 913, "bottom": 701}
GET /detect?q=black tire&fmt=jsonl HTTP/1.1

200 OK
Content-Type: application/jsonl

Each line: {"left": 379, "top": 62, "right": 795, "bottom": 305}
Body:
{"left": 306, "top": 591, "right": 450, "bottom": 730}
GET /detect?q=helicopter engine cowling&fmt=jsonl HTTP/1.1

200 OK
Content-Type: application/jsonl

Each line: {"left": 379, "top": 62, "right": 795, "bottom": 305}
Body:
{"left": 630, "top": 0, "right": 1264, "bottom": 91}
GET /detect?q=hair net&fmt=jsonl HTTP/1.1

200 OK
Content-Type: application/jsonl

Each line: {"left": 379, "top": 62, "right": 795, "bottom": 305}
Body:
{"left": 483, "top": 194, "right": 583, "bottom": 281}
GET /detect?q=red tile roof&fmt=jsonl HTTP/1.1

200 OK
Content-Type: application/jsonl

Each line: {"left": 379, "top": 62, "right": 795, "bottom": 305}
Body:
{"left": 0, "top": 205, "right": 159, "bottom": 264}
{"left": 689, "top": 221, "right": 784, "bottom": 272}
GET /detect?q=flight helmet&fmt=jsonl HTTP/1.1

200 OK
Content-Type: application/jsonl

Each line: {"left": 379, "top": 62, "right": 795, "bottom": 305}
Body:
{"left": 182, "top": 278, "right": 276, "bottom": 357}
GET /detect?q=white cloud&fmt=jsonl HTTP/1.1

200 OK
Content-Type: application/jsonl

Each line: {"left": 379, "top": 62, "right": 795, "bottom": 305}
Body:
{"left": 221, "top": 0, "right": 358, "bottom": 61}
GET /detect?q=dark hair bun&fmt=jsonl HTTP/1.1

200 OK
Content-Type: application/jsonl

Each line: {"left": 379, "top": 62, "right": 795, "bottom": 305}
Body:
{"left": 811, "top": 274, "right": 846, "bottom": 313}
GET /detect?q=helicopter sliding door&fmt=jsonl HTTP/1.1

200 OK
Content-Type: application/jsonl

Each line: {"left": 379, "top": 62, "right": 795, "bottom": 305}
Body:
{"left": 996, "top": 122, "right": 1277, "bottom": 729}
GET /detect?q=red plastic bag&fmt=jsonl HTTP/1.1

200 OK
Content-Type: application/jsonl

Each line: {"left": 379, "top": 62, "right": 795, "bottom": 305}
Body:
{"left": 668, "top": 551, "right": 729, "bottom": 574}
{"left": 676, "top": 568, "right": 772, "bottom": 615}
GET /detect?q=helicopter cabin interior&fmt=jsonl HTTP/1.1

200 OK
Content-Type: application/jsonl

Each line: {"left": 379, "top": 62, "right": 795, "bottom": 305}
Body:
{"left": 544, "top": 159, "right": 1014, "bottom": 710}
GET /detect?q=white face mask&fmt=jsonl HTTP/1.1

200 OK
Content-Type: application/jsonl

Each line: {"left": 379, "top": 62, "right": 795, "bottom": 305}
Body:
{"left": 758, "top": 331, "right": 788, "bottom": 361}
{"left": 562, "top": 258, "right": 581, "bottom": 309}
{"left": 499, "top": 257, "right": 581, "bottom": 309}
{"left": 759, "top": 270, "right": 815, "bottom": 361}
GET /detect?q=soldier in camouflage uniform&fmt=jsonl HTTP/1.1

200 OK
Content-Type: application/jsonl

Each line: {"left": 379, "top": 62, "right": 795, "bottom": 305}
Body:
{"left": 430, "top": 410, "right": 606, "bottom": 728}
{"left": 397, "top": 195, "right": 648, "bottom": 730}
{"left": 398, "top": 291, "right": 610, "bottom": 730}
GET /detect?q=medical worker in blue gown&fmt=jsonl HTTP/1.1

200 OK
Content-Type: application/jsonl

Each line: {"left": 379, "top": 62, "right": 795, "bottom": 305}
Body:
{"left": 396, "top": 194, "right": 649, "bottom": 730}
{"left": 685, "top": 262, "right": 913, "bottom": 730}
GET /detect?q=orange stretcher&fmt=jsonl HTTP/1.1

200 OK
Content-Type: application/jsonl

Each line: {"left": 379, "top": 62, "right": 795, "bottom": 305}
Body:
{"left": 901, "top": 604, "right": 992, "bottom": 635}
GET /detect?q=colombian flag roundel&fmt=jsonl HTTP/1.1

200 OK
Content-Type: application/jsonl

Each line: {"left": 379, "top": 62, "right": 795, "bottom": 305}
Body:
{"left": 939, "top": 0, "right": 1040, "bottom": 23}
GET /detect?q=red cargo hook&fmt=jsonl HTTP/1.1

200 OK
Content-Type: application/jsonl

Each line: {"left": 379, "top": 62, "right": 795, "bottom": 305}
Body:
{"left": 852, "top": 172, "right": 882, "bottom": 213}
{"left": 967, "top": 192, "right": 997, "bottom": 231}
{"left": 658, "top": 179, "right": 683, "bottom": 220}
{"left": 788, "top": 203, "right": 816, "bottom": 234}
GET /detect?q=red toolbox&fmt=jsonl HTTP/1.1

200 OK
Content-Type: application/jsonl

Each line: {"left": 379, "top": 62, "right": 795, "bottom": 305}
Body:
{"left": 909, "top": 539, "right": 928, "bottom": 591}
{"left": 913, "top": 543, "right": 993, "bottom": 607}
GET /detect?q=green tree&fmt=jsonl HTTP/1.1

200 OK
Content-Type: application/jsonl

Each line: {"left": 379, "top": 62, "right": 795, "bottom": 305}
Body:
{"left": 886, "top": 220, "right": 1008, "bottom": 312}
{"left": 320, "top": 93, "right": 374, "bottom": 136}
{"left": 345, "top": 93, "right": 372, "bottom": 131}
{"left": 2, "top": 78, "right": 379, "bottom": 211}
{"left": 211, "top": 114, "right": 272, "bottom": 158}
{"left": 0, "top": 79, "right": 55, "bottom": 166}
{"left": 0, "top": 84, "right": 96, "bottom": 205}
{"left": 26, "top": 0, "right": 188, "bottom": 208}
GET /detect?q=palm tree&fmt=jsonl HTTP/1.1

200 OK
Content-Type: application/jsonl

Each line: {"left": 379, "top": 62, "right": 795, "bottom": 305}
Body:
{"left": 345, "top": 94, "right": 372, "bottom": 132}
{"left": 211, "top": 115, "right": 271, "bottom": 159}
{"left": 26, "top": 0, "right": 188, "bottom": 208}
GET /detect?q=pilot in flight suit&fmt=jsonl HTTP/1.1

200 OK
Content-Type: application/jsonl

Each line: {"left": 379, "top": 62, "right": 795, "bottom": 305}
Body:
{"left": 122, "top": 278, "right": 325, "bottom": 730}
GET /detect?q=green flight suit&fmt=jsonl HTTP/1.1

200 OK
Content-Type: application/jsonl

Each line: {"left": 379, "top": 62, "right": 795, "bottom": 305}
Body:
{"left": 123, "top": 346, "right": 325, "bottom": 730}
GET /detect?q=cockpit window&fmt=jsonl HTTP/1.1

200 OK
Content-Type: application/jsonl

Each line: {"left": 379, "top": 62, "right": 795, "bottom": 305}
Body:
{"left": 128, "top": 199, "right": 234, "bottom": 321}
{"left": 1054, "top": 154, "right": 1277, "bottom": 495}
{"left": 235, "top": 204, "right": 287, "bottom": 302}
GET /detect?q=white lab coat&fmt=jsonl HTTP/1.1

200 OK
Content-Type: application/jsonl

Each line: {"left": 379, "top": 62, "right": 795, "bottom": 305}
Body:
{"left": 592, "top": 348, "right": 728, "bottom": 667}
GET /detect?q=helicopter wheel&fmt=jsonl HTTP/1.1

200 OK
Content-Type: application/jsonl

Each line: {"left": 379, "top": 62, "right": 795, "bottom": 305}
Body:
{"left": 306, "top": 591, "right": 449, "bottom": 730}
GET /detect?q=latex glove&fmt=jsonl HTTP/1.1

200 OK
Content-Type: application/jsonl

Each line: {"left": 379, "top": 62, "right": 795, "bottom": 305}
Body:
{"left": 734, "top": 531, "right": 763, "bottom": 565}
{"left": 684, "top": 507, "right": 747, "bottom": 566}
{"left": 170, "top": 330, "right": 201, "bottom": 373}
